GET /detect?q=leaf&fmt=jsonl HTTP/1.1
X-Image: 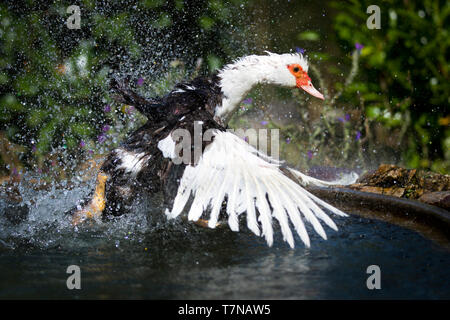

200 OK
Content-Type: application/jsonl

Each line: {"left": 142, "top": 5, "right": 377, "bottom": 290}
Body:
{"left": 27, "top": 109, "right": 49, "bottom": 127}
{"left": 207, "top": 54, "right": 222, "bottom": 72}
{"left": 297, "top": 31, "right": 320, "bottom": 41}
{"left": 1, "top": 94, "right": 24, "bottom": 112}
{"left": 199, "top": 16, "right": 215, "bottom": 30}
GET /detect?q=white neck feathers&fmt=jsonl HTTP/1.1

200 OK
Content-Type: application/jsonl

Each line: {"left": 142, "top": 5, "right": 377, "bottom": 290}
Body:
{"left": 214, "top": 52, "right": 308, "bottom": 124}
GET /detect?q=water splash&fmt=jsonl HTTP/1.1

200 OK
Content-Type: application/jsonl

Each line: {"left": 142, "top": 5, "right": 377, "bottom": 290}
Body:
{"left": 0, "top": 174, "right": 171, "bottom": 251}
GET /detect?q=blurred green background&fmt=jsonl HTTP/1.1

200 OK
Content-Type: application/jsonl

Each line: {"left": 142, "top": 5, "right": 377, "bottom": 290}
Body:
{"left": 0, "top": 0, "right": 448, "bottom": 180}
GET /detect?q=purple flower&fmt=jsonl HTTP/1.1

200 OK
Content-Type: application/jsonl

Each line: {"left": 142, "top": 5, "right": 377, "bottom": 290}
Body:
{"left": 356, "top": 131, "right": 362, "bottom": 141}
{"left": 104, "top": 105, "right": 111, "bottom": 113}
{"left": 260, "top": 120, "right": 268, "bottom": 126}
{"left": 355, "top": 43, "right": 364, "bottom": 51}
{"left": 295, "top": 47, "right": 305, "bottom": 54}
{"left": 97, "top": 134, "right": 107, "bottom": 143}
{"left": 242, "top": 98, "right": 253, "bottom": 105}
{"left": 79, "top": 140, "right": 86, "bottom": 148}
{"left": 286, "top": 137, "right": 291, "bottom": 144}
{"left": 127, "top": 105, "right": 135, "bottom": 114}
{"left": 102, "top": 124, "right": 110, "bottom": 132}
{"left": 31, "top": 145, "right": 36, "bottom": 153}
{"left": 136, "top": 77, "right": 144, "bottom": 87}
{"left": 307, "top": 150, "right": 314, "bottom": 159}
{"left": 338, "top": 114, "right": 350, "bottom": 123}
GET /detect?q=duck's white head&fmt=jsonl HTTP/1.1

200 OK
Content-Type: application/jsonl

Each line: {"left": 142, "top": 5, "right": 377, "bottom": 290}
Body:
{"left": 215, "top": 51, "right": 324, "bottom": 124}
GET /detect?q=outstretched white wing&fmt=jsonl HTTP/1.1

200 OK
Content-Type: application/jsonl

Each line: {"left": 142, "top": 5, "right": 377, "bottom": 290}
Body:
{"left": 164, "top": 130, "right": 347, "bottom": 248}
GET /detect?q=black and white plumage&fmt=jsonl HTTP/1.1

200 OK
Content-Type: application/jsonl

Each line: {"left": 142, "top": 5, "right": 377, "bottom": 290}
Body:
{"left": 75, "top": 52, "right": 355, "bottom": 248}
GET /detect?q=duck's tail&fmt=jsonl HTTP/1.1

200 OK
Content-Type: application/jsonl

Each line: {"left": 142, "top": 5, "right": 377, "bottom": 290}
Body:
{"left": 110, "top": 76, "right": 165, "bottom": 117}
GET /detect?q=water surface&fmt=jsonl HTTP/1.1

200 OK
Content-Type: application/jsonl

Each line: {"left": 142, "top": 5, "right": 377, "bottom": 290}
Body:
{"left": 0, "top": 183, "right": 449, "bottom": 299}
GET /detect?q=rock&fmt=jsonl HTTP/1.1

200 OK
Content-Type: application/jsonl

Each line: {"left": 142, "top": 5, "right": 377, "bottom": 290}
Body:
{"left": 419, "top": 191, "right": 450, "bottom": 211}
{"left": 348, "top": 164, "right": 450, "bottom": 210}
{"left": 348, "top": 184, "right": 405, "bottom": 197}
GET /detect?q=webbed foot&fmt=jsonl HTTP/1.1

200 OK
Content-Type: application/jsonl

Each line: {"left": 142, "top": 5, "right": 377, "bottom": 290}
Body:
{"left": 71, "top": 172, "right": 108, "bottom": 225}
{"left": 194, "top": 218, "right": 223, "bottom": 229}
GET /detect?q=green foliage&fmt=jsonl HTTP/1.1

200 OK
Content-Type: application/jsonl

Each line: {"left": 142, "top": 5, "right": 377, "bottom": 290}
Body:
{"left": 331, "top": 0, "right": 449, "bottom": 173}
{"left": 0, "top": 0, "right": 247, "bottom": 176}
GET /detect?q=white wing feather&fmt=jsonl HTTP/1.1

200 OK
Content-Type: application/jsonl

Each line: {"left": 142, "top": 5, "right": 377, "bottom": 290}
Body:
{"left": 165, "top": 130, "right": 348, "bottom": 248}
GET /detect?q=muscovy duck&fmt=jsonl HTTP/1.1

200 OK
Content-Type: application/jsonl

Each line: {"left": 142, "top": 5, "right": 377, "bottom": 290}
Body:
{"left": 71, "top": 52, "right": 348, "bottom": 248}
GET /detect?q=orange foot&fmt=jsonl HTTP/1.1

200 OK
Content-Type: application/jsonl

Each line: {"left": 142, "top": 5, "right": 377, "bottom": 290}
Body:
{"left": 72, "top": 172, "right": 108, "bottom": 226}
{"left": 194, "top": 218, "right": 223, "bottom": 229}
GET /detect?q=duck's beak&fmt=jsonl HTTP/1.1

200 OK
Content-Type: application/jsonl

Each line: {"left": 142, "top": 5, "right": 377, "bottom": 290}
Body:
{"left": 298, "top": 80, "right": 324, "bottom": 100}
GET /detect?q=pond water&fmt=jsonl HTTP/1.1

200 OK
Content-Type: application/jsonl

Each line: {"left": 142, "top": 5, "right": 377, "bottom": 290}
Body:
{"left": 0, "top": 182, "right": 449, "bottom": 299}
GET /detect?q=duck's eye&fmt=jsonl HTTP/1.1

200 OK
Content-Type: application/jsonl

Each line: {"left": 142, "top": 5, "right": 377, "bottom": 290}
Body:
{"left": 293, "top": 67, "right": 300, "bottom": 73}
